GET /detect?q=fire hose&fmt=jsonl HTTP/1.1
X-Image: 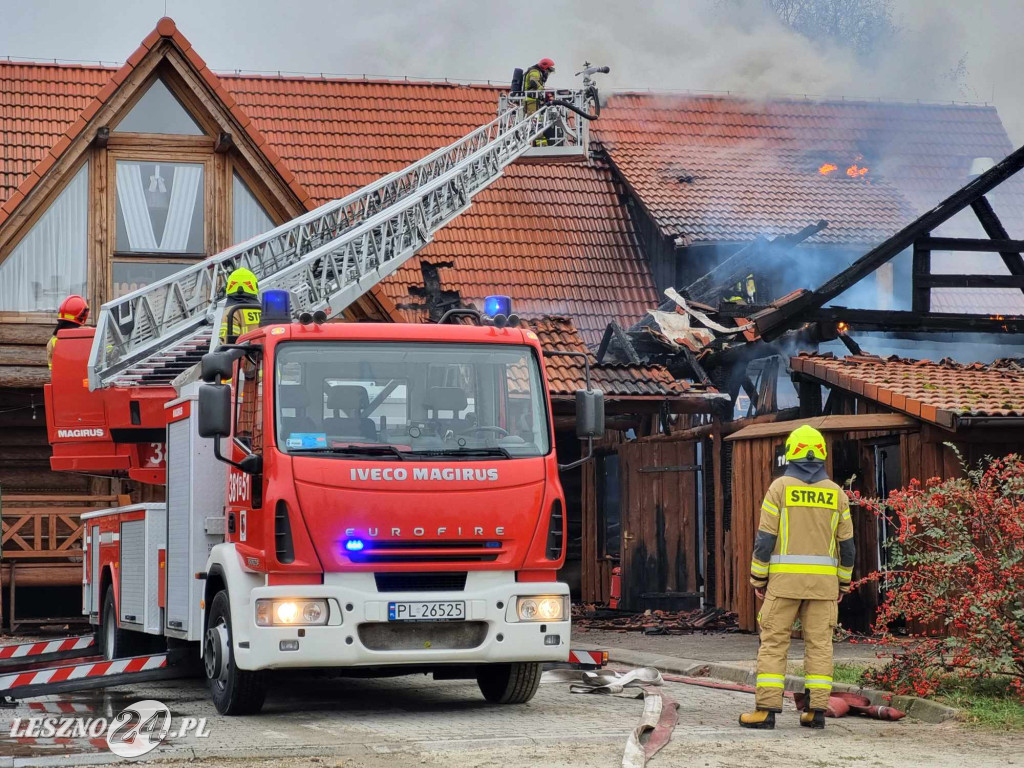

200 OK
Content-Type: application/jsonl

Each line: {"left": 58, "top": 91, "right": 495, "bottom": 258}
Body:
{"left": 660, "top": 673, "right": 905, "bottom": 721}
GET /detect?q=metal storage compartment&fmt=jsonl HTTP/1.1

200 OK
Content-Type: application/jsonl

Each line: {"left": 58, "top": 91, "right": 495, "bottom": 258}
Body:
{"left": 81, "top": 503, "right": 166, "bottom": 634}
{"left": 165, "top": 386, "right": 227, "bottom": 641}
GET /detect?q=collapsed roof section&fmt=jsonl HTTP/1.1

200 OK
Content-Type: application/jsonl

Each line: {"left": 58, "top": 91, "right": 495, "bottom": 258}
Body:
{"left": 527, "top": 316, "right": 726, "bottom": 415}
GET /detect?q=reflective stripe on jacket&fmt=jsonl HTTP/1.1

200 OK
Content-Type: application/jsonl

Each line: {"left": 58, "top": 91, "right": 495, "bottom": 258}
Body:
{"left": 219, "top": 306, "right": 261, "bottom": 342}
{"left": 750, "top": 475, "right": 854, "bottom": 600}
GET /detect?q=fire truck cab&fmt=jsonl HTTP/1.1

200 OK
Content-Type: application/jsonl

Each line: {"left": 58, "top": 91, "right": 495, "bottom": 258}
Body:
{"left": 65, "top": 292, "right": 604, "bottom": 715}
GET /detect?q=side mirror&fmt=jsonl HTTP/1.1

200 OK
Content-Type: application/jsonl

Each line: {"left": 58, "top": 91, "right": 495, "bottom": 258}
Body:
{"left": 198, "top": 383, "right": 232, "bottom": 438}
{"left": 575, "top": 388, "right": 605, "bottom": 439}
{"left": 201, "top": 351, "right": 235, "bottom": 383}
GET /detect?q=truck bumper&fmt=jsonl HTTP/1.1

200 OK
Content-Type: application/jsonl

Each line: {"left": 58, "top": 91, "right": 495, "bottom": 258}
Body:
{"left": 232, "top": 571, "right": 570, "bottom": 671}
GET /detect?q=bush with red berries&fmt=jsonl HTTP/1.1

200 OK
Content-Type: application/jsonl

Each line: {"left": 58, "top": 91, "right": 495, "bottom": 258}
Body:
{"left": 855, "top": 454, "right": 1024, "bottom": 700}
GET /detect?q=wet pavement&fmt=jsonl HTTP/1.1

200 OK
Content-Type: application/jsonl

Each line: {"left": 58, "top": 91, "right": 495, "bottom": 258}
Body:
{"left": 0, "top": 667, "right": 1021, "bottom": 767}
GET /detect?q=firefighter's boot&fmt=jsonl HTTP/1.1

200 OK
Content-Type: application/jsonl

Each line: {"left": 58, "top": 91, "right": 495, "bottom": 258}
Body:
{"left": 739, "top": 709, "right": 776, "bottom": 729}
{"left": 800, "top": 710, "right": 826, "bottom": 729}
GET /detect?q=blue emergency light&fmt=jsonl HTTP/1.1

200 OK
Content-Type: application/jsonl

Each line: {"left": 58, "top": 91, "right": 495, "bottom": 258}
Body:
{"left": 260, "top": 289, "right": 292, "bottom": 326}
{"left": 344, "top": 539, "right": 365, "bottom": 552}
{"left": 483, "top": 295, "right": 512, "bottom": 317}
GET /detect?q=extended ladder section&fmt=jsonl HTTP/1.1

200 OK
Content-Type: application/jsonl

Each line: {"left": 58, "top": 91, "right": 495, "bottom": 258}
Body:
{"left": 88, "top": 91, "right": 595, "bottom": 389}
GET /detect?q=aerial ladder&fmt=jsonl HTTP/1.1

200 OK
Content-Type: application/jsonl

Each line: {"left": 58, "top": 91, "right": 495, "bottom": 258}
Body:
{"left": 45, "top": 76, "right": 603, "bottom": 486}
{"left": 10, "top": 74, "right": 608, "bottom": 708}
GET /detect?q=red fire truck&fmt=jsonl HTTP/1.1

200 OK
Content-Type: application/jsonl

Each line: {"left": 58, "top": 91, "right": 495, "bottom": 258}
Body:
{"left": 32, "top": 81, "right": 607, "bottom": 715}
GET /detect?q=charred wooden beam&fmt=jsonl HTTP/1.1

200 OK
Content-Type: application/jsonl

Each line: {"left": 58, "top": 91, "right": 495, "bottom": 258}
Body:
{"left": 919, "top": 236, "right": 1024, "bottom": 253}
{"left": 918, "top": 274, "right": 1024, "bottom": 289}
{"left": 597, "top": 321, "right": 640, "bottom": 363}
{"left": 797, "top": 376, "right": 823, "bottom": 418}
{"left": 813, "top": 307, "right": 1024, "bottom": 334}
{"left": 754, "top": 143, "right": 1024, "bottom": 339}
{"left": 912, "top": 235, "right": 931, "bottom": 314}
{"left": 838, "top": 332, "right": 863, "bottom": 356}
{"left": 971, "top": 196, "right": 1024, "bottom": 284}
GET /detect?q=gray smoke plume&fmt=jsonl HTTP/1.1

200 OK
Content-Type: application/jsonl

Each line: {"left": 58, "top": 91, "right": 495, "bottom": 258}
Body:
{"left": 1, "top": 1, "right": 1019, "bottom": 140}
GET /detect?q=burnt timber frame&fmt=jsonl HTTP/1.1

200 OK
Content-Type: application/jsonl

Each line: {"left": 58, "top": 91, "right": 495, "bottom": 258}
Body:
{"left": 752, "top": 143, "right": 1024, "bottom": 340}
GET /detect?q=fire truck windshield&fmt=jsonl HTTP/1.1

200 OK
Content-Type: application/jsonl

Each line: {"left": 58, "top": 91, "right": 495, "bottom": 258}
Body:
{"left": 274, "top": 341, "right": 550, "bottom": 459}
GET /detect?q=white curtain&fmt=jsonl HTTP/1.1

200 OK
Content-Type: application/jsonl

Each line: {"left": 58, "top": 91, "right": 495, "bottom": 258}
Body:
{"left": 232, "top": 173, "right": 275, "bottom": 244}
{"left": 160, "top": 165, "right": 202, "bottom": 251}
{"left": 116, "top": 161, "right": 202, "bottom": 252}
{"left": 115, "top": 163, "right": 158, "bottom": 250}
{"left": 0, "top": 164, "right": 89, "bottom": 312}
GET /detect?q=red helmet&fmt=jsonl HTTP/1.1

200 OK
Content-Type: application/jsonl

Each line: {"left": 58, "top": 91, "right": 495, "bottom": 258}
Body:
{"left": 58, "top": 294, "right": 89, "bottom": 325}
{"left": 538, "top": 58, "right": 555, "bottom": 73}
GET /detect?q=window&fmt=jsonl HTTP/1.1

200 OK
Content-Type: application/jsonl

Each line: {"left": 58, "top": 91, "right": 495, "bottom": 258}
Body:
{"left": 0, "top": 164, "right": 89, "bottom": 312}
{"left": 235, "top": 353, "right": 264, "bottom": 454}
{"left": 115, "top": 78, "right": 203, "bottom": 136}
{"left": 115, "top": 160, "right": 204, "bottom": 255}
{"left": 233, "top": 173, "right": 275, "bottom": 244}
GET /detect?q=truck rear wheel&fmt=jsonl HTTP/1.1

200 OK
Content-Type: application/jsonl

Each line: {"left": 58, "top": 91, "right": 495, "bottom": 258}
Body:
{"left": 477, "top": 662, "right": 541, "bottom": 704}
{"left": 99, "top": 585, "right": 137, "bottom": 660}
{"left": 204, "top": 590, "right": 266, "bottom": 715}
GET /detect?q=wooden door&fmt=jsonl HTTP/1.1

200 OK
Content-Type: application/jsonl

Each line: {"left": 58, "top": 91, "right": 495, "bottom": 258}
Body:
{"left": 618, "top": 440, "right": 700, "bottom": 611}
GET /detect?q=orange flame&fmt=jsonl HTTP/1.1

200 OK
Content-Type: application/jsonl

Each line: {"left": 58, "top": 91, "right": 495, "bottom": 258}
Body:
{"left": 819, "top": 163, "right": 838, "bottom": 175}
{"left": 837, "top": 321, "right": 850, "bottom": 333}
{"left": 846, "top": 164, "right": 869, "bottom": 177}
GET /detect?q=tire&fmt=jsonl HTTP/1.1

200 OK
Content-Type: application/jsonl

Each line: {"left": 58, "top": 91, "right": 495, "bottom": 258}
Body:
{"left": 99, "top": 585, "right": 138, "bottom": 660}
{"left": 204, "top": 590, "right": 267, "bottom": 715}
{"left": 476, "top": 662, "right": 541, "bottom": 704}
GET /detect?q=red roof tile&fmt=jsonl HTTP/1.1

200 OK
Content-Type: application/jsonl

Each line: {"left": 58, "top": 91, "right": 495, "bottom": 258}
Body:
{"left": 791, "top": 353, "right": 1024, "bottom": 429}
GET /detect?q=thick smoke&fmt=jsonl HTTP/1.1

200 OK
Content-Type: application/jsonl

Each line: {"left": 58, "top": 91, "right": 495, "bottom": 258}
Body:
{"left": 2, "top": 1, "right": 1018, "bottom": 138}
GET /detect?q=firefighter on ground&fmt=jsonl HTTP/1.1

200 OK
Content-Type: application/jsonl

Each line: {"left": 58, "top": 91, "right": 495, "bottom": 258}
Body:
{"left": 220, "top": 267, "right": 261, "bottom": 342}
{"left": 739, "top": 425, "right": 855, "bottom": 731}
{"left": 523, "top": 58, "right": 556, "bottom": 145}
{"left": 48, "top": 295, "right": 89, "bottom": 370}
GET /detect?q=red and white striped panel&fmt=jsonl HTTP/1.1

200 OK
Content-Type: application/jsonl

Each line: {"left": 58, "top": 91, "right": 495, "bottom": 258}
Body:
{"left": 0, "top": 635, "right": 94, "bottom": 660}
{"left": 0, "top": 654, "right": 167, "bottom": 693}
{"left": 28, "top": 701, "right": 96, "bottom": 714}
{"left": 568, "top": 650, "right": 605, "bottom": 667}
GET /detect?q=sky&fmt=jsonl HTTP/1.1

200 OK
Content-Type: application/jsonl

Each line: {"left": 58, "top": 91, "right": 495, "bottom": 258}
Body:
{"left": 1, "top": 0, "right": 1023, "bottom": 142}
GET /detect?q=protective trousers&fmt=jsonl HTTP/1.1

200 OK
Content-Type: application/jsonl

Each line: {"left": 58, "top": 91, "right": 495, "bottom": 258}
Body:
{"left": 754, "top": 594, "right": 837, "bottom": 711}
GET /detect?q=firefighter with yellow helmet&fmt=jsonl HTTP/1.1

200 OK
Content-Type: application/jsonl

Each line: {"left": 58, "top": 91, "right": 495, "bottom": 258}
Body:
{"left": 739, "top": 424, "right": 855, "bottom": 730}
{"left": 219, "top": 267, "right": 261, "bottom": 342}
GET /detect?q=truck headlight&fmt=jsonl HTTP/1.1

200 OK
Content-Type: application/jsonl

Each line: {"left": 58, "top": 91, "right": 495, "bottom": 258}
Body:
{"left": 515, "top": 596, "right": 566, "bottom": 622}
{"left": 255, "top": 599, "right": 329, "bottom": 626}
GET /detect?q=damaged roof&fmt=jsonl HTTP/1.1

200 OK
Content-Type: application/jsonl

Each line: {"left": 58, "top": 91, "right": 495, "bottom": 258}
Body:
{"left": 594, "top": 93, "right": 1024, "bottom": 315}
{"left": 791, "top": 352, "right": 1024, "bottom": 429}
{"left": 596, "top": 93, "right": 1023, "bottom": 240}
{"left": 529, "top": 316, "right": 706, "bottom": 398}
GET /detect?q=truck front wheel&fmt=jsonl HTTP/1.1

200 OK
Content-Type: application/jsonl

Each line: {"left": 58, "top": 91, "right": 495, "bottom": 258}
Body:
{"left": 204, "top": 590, "right": 267, "bottom": 715}
{"left": 476, "top": 662, "right": 541, "bottom": 704}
